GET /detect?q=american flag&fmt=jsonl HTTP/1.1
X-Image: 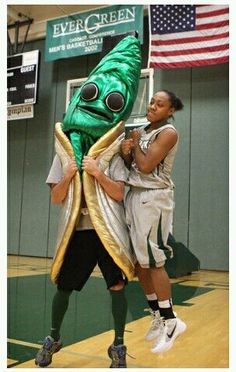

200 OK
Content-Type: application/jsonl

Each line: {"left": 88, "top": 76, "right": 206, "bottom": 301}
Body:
{"left": 148, "top": 4, "right": 229, "bottom": 68}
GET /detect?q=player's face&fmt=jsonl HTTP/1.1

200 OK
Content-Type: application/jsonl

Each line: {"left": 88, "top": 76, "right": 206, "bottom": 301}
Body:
{"left": 146, "top": 91, "right": 174, "bottom": 124}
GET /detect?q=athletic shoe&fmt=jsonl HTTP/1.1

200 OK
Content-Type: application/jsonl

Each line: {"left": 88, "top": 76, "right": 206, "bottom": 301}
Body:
{"left": 35, "top": 335, "right": 62, "bottom": 367}
{"left": 151, "top": 317, "right": 187, "bottom": 353}
{"left": 144, "top": 309, "right": 162, "bottom": 341}
{"left": 108, "top": 344, "right": 127, "bottom": 368}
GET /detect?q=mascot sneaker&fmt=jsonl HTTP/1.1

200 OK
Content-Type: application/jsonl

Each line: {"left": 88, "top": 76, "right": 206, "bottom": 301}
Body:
{"left": 108, "top": 344, "right": 127, "bottom": 368}
{"left": 35, "top": 335, "right": 62, "bottom": 367}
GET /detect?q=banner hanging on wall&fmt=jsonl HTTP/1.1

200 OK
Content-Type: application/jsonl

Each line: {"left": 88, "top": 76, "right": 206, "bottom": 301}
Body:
{"left": 45, "top": 5, "right": 143, "bottom": 62}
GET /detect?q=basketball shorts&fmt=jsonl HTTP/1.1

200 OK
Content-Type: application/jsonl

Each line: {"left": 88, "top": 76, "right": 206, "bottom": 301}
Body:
{"left": 57, "top": 230, "right": 126, "bottom": 291}
{"left": 125, "top": 187, "right": 174, "bottom": 268}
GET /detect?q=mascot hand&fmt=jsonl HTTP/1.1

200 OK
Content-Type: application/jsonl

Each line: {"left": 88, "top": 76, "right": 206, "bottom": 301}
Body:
{"left": 82, "top": 156, "right": 100, "bottom": 178}
{"left": 65, "top": 157, "right": 78, "bottom": 179}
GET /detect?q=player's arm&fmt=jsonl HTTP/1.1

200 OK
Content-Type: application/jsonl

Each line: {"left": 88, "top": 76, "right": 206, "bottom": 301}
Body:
{"left": 131, "top": 128, "right": 178, "bottom": 174}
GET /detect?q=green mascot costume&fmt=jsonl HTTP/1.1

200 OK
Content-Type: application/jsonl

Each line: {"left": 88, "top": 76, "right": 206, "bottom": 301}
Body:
{"left": 51, "top": 35, "right": 141, "bottom": 283}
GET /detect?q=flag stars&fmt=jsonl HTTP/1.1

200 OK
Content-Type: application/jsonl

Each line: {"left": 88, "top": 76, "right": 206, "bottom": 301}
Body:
{"left": 151, "top": 4, "right": 196, "bottom": 34}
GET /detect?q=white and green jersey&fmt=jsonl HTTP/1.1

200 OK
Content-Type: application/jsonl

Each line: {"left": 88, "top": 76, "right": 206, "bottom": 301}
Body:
{"left": 127, "top": 123, "right": 179, "bottom": 189}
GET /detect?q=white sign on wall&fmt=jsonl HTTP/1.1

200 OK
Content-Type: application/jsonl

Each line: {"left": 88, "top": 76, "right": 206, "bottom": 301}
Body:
{"left": 7, "top": 104, "right": 34, "bottom": 121}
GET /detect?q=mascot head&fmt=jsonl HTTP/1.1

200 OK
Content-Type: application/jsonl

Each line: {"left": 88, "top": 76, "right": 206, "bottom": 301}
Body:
{"left": 62, "top": 35, "right": 141, "bottom": 169}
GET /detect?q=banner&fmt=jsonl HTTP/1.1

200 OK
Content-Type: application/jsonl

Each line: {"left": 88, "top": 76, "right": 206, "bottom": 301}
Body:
{"left": 45, "top": 5, "right": 143, "bottom": 61}
{"left": 148, "top": 5, "right": 229, "bottom": 69}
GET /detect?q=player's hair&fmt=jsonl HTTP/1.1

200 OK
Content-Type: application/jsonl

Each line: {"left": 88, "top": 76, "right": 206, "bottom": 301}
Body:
{"left": 158, "top": 89, "right": 184, "bottom": 111}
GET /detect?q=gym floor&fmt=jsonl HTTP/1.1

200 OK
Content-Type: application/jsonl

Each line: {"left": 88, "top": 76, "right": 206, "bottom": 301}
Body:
{"left": 7, "top": 255, "right": 229, "bottom": 368}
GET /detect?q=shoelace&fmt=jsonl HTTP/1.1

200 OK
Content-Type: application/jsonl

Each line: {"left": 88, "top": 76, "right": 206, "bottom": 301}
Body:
{"left": 144, "top": 308, "right": 162, "bottom": 328}
{"left": 38, "top": 339, "right": 52, "bottom": 349}
{"left": 152, "top": 318, "right": 162, "bottom": 329}
{"left": 144, "top": 307, "right": 159, "bottom": 317}
{"left": 123, "top": 330, "right": 136, "bottom": 359}
{"left": 110, "top": 347, "right": 136, "bottom": 361}
{"left": 126, "top": 351, "right": 136, "bottom": 360}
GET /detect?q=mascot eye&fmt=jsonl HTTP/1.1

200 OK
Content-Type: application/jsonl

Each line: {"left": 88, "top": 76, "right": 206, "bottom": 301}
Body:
{"left": 105, "top": 92, "right": 125, "bottom": 112}
{"left": 81, "top": 83, "right": 98, "bottom": 101}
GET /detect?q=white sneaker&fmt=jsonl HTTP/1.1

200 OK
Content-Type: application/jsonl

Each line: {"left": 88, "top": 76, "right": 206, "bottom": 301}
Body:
{"left": 144, "top": 309, "right": 162, "bottom": 341}
{"left": 151, "top": 317, "right": 187, "bottom": 353}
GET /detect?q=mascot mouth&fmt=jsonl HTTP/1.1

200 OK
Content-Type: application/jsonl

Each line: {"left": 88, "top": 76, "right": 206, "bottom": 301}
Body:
{"left": 78, "top": 105, "right": 113, "bottom": 121}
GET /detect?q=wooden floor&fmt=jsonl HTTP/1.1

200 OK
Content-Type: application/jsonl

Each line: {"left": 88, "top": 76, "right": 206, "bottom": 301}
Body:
{"left": 7, "top": 255, "right": 229, "bottom": 368}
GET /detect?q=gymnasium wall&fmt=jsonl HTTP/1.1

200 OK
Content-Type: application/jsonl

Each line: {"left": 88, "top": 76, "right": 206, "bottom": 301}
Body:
{"left": 7, "top": 19, "right": 229, "bottom": 270}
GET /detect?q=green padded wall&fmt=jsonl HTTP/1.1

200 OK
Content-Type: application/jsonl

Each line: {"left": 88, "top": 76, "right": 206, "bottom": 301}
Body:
{"left": 189, "top": 64, "right": 229, "bottom": 270}
{"left": 7, "top": 21, "right": 228, "bottom": 270}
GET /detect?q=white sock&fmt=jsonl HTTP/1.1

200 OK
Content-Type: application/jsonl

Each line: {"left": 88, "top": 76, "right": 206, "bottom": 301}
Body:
{"left": 146, "top": 293, "right": 158, "bottom": 301}
{"left": 158, "top": 299, "right": 173, "bottom": 308}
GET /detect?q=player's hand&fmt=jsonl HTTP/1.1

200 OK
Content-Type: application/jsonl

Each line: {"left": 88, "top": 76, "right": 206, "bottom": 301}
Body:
{"left": 120, "top": 139, "right": 134, "bottom": 156}
{"left": 128, "top": 129, "right": 141, "bottom": 146}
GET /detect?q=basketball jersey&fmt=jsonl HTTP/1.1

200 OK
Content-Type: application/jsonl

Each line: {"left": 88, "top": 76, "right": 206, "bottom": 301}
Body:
{"left": 127, "top": 123, "right": 179, "bottom": 189}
